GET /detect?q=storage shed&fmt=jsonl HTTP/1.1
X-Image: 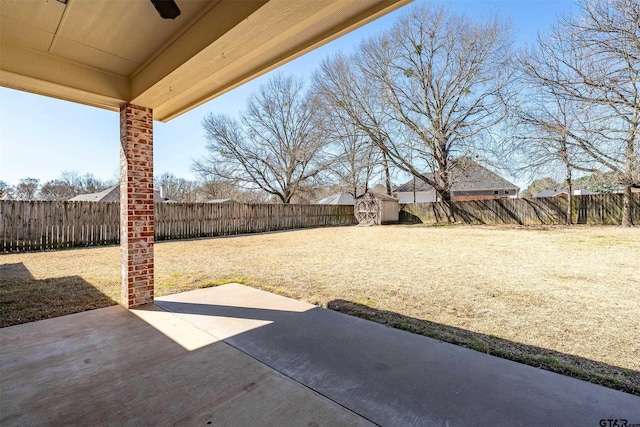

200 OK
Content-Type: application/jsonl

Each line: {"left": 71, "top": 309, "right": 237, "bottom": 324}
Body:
{"left": 355, "top": 192, "right": 399, "bottom": 225}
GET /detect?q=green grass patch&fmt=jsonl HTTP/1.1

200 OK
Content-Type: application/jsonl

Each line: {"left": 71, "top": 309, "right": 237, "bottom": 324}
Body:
{"left": 539, "top": 356, "right": 561, "bottom": 367}
{"left": 197, "top": 277, "right": 249, "bottom": 289}
{"left": 356, "top": 298, "right": 376, "bottom": 307}
{"left": 388, "top": 319, "right": 411, "bottom": 330}
{"left": 621, "top": 368, "right": 635, "bottom": 377}
{"left": 467, "top": 337, "right": 489, "bottom": 353}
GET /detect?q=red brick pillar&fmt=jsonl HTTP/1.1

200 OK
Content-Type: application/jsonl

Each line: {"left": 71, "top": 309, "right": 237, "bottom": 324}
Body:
{"left": 120, "top": 103, "right": 154, "bottom": 308}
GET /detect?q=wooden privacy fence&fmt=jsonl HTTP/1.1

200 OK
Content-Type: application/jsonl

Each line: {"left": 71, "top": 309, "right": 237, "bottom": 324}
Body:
{"left": 154, "top": 202, "right": 353, "bottom": 240}
{"left": 0, "top": 201, "right": 354, "bottom": 252}
{"left": 401, "top": 194, "right": 640, "bottom": 226}
{"left": 0, "top": 201, "right": 120, "bottom": 253}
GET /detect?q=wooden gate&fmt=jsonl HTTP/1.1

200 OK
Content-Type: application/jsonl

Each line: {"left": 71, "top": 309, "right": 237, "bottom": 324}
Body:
{"left": 355, "top": 193, "right": 380, "bottom": 225}
{"left": 577, "top": 196, "right": 587, "bottom": 224}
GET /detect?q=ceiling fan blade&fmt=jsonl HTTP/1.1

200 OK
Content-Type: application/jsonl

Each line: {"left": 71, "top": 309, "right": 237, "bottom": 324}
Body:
{"left": 150, "top": 0, "right": 181, "bottom": 20}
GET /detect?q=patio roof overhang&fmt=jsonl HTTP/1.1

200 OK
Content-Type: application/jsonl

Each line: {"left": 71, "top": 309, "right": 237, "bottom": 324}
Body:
{"left": 0, "top": 0, "right": 411, "bottom": 122}
{"left": 1, "top": 0, "right": 411, "bottom": 307}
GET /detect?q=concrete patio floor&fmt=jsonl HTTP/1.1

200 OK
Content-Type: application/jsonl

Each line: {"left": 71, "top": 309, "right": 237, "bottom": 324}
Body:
{"left": 1, "top": 284, "right": 639, "bottom": 426}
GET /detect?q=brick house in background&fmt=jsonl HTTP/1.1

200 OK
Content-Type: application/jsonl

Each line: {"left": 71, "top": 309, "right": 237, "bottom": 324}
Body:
{"left": 393, "top": 158, "right": 519, "bottom": 203}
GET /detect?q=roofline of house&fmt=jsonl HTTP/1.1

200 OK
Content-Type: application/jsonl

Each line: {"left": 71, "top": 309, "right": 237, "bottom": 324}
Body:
{"left": 394, "top": 187, "right": 520, "bottom": 193}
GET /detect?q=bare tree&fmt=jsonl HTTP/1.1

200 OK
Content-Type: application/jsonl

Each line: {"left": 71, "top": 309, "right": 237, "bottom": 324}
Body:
{"left": 521, "top": 177, "right": 562, "bottom": 198}
{"left": 39, "top": 180, "right": 75, "bottom": 201}
{"left": 315, "top": 95, "right": 382, "bottom": 197}
{"left": 75, "top": 172, "right": 106, "bottom": 195}
{"left": 58, "top": 170, "right": 83, "bottom": 195}
{"left": 314, "top": 3, "right": 514, "bottom": 217}
{"left": 574, "top": 171, "right": 624, "bottom": 193}
{"left": 509, "top": 70, "right": 598, "bottom": 223}
{"left": 521, "top": 0, "right": 639, "bottom": 226}
{"left": 14, "top": 178, "right": 40, "bottom": 200}
{"left": 155, "top": 173, "right": 199, "bottom": 202}
{"left": 0, "top": 180, "right": 14, "bottom": 200}
{"left": 38, "top": 171, "right": 110, "bottom": 200}
{"left": 313, "top": 54, "right": 398, "bottom": 194}
{"left": 194, "top": 74, "right": 330, "bottom": 204}
{"left": 195, "top": 177, "right": 259, "bottom": 202}
{"left": 333, "top": 134, "right": 380, "bottom": 197}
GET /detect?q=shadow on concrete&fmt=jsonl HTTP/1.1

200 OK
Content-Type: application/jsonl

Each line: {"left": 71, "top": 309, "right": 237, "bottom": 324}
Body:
{"left": 327, "top": 299, "right": 640, "bottom": 396}
{"left": 0, "top": 262, "right": 116, "bottom": 328}
{"left": 154, "top": 289, "right": 640, "bottom": 426}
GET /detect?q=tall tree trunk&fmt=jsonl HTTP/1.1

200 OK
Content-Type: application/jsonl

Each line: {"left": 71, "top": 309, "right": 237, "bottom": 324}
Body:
{"left": 566, "top": 169, "right": 573, "bottom": 225}
{"left": 438, "top": 189, "right": 455, "bottom": 223}
{"left": 622, "top": 139, "right": 635, "bottom": 227}
{"left": 413, "top": 176, "right": 416, "bottom": 203}
{"left": 622, "top": 182, "right": 633, "bottom": 227}
{"left": 382, "top": 151, "right": 392, "bottom": 195}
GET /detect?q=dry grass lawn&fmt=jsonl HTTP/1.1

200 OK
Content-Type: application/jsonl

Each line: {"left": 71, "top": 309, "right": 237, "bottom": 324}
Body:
{"left": 1, "top": 224, "right": 639, "bottom": 394}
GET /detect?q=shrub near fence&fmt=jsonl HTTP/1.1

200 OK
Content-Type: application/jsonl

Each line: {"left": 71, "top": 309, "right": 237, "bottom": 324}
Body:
{"left": 401, "top": 194, "right": 640, "bottom": 226}
{"left": 0, "top": 201, "right": 354, "bottom": 253}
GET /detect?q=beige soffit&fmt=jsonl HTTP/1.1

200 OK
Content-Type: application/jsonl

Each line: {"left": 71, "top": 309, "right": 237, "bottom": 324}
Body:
{"left": 0, "top": 0, "right": 411, "bottom": 122}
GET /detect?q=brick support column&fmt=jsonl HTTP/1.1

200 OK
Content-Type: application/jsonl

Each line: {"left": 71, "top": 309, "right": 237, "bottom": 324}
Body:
{"left": 120, "top": 103, "right": 154, "bottom": 308}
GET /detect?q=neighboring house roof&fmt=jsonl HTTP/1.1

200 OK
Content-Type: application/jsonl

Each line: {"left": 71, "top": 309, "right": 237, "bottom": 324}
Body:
{"left": 394, "top": 179, "right": 433, "bottom": 193}
{"left": 394, "top": 158, "right": 519, "bottom": 193}
{"left": 356, "top": 191, "right": 398, "bottom": 201}
{"left": 69, "top": 186, "right": 119, "bottom": 202}
{"left": 370, "top": 184, "right": 388, "bottom": 194}
{"left": 573, "top": 188, "right": 598, "bottom": 196}
{"left": 69, "top": 186, "right": 178, "bottom": 202}
{"left": 534, "top": 189, "right": 566, "bottom": 198}
{"left": 534, "top": 188, "right": 597, "bottom": 198}
{"left": 207, "top": 199, "right": 237, "bottom": 204}
{"left": 157, "top": 193, "right": 179, "bottom": 203}
{"left": 316, "top": 192, "right": 355, "bottom": 205}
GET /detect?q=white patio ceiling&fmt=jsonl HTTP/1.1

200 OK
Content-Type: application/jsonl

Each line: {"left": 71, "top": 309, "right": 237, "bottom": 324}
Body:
{"left": 0, "top": 0, "right": 410, "bottom": 121}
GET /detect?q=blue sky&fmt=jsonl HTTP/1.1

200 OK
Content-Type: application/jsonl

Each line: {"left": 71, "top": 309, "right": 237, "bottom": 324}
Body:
{"left": 0, "top": 0, "right": 575, "bottom": 188}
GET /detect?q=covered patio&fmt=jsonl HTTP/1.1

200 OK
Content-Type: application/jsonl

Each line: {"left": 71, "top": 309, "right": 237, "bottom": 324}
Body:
{"left": 2, "top": 1, "right": 640, "bottom": 425}
{"left": 2, "top": 284, "right": 638, "bottom": 425}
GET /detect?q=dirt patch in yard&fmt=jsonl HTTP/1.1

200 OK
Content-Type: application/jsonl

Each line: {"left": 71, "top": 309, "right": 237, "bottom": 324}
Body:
{"left": 1, "top": 224, "right": 639, "bottom": 394}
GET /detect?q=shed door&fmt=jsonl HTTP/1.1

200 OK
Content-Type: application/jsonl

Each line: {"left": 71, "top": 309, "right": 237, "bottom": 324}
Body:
{"left": 357, "top": 197, "right": 379, "bottom": 224}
